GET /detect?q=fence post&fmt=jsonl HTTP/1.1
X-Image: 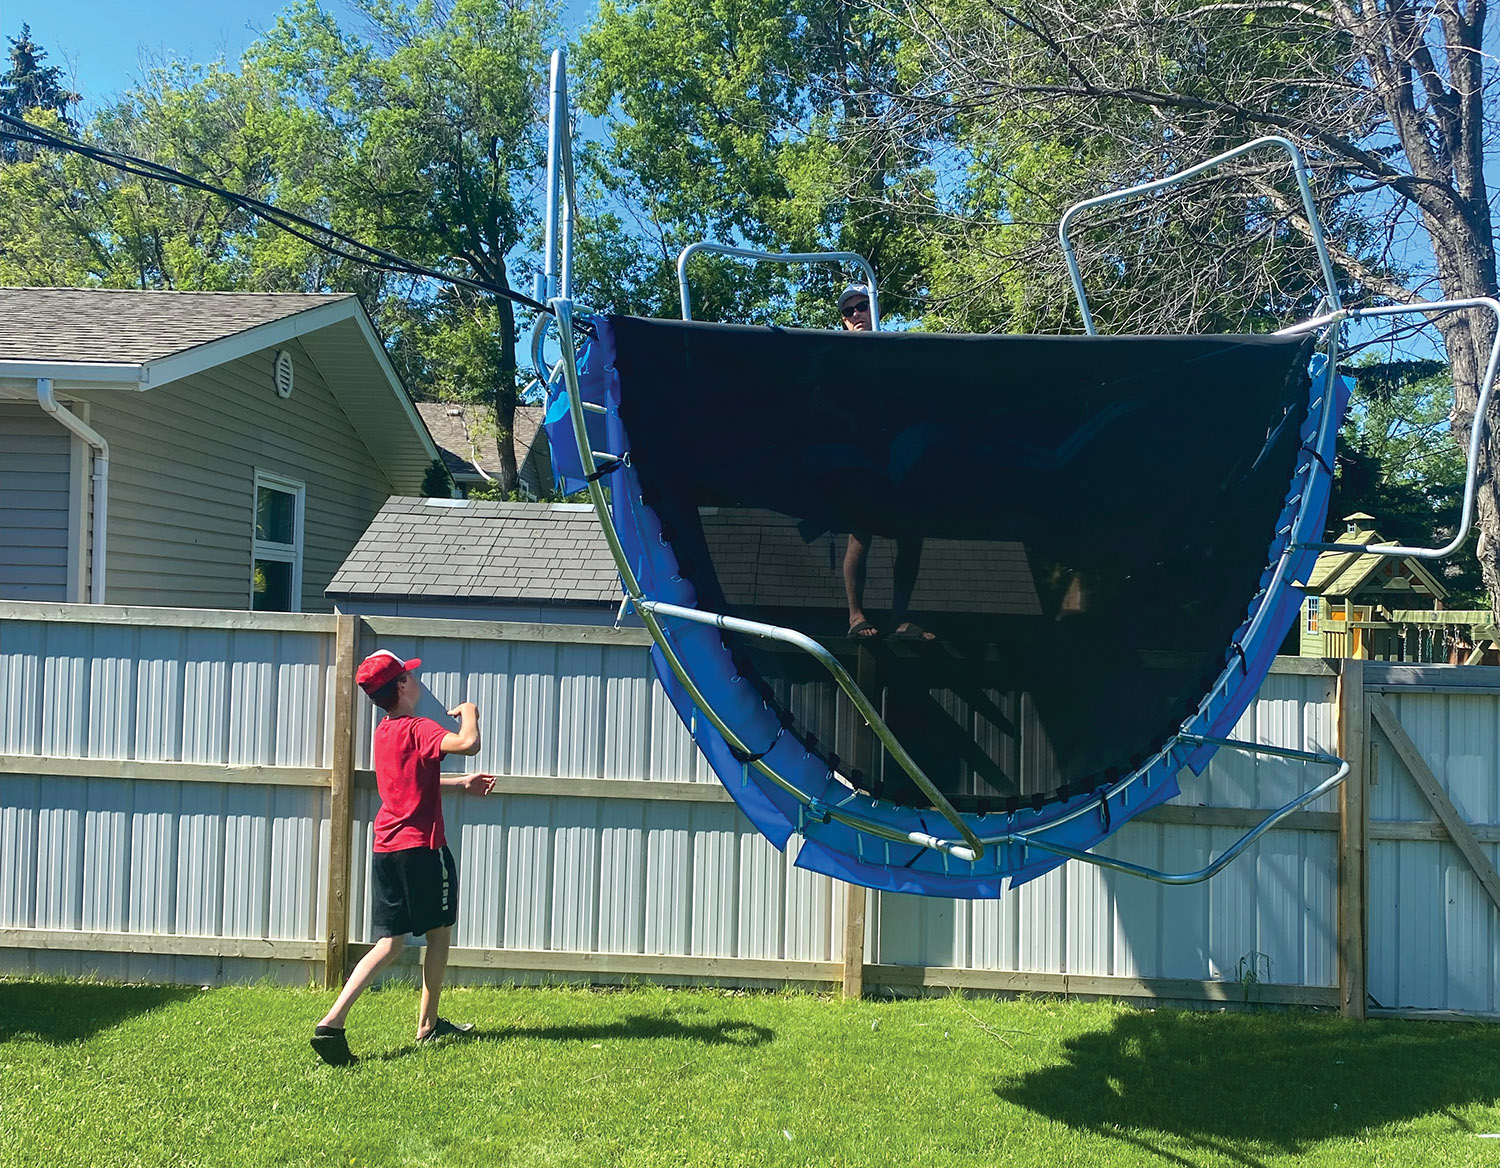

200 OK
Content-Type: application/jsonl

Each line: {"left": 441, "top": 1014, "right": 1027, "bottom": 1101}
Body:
{"left": 323, "top": 613, "right": 358, "bottom": 989}
{"left": 1336, "top": 656, "right": 1368, "bottom": 1019}
{"left": 838, "top": 644, "right": 880, "bottom": 1000}
{"left": 841, "top": 883, "right": 866, "bottom": 999}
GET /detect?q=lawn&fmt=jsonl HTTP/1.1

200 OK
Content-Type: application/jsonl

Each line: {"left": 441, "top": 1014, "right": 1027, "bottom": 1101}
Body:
{"left": 4, "top": 979, "right": 1500, "bottom": 1167}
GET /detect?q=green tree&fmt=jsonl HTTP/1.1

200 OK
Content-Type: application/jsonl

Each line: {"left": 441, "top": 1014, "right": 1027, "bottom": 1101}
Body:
{"left": 89, "top": 59, "right": 343, "bottom": 291}
{"left": 0, "top": 24, "right": 79, "bottom": 160}
{"left": 1332, "top": 358, "right": 1483, "bottom": 603}
{"left": 252, "top": 0, "right": 560, "bottom": 492}
{"left": 576, "top": 0, "right": 936, "bottom": 325}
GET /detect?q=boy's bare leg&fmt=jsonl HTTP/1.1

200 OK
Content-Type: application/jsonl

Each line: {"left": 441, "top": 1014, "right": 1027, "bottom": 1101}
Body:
{"left": 417, "top": 925, "right": 453, "bottom": 1038}
{"left": 318, "top": 933, "right": 406, "bottom": 1029}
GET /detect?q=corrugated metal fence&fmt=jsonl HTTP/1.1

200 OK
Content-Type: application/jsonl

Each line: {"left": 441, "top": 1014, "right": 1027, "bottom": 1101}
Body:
{"left": 3, "top": 599, "right": 1498, "bottom": 1018}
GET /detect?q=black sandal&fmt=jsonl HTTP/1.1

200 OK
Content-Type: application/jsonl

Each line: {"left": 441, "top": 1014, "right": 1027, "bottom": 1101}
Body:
{"left": 417, "top": 1017, "right": 476, "bottom": 1043}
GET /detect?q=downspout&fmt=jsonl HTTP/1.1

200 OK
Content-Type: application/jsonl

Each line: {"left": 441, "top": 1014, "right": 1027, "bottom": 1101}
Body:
{"left": 36, "top": 378, "right": 109, "bottom": 603}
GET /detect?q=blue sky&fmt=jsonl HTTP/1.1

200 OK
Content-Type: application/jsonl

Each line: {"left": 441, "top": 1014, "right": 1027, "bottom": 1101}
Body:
{"left": 4, "top": 1, "right": 592, "bottom": 109}
{"left": 3, "top": 2, "right": 293, "bottom": 108}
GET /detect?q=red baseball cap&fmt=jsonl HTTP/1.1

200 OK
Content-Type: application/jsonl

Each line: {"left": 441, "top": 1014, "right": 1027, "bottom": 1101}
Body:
{"left": 356, "top": 649, "right": 421, "bottom": 694}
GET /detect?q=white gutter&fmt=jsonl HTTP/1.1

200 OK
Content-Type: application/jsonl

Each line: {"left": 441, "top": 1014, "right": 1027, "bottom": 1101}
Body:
{"left": 36, "top": 378, "right": 109, "bottom": 603}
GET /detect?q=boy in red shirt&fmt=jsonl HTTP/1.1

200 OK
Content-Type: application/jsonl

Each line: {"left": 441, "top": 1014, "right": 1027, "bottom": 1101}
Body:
{"left": 311, "top": 649, "right": 495, "bottom": 1066}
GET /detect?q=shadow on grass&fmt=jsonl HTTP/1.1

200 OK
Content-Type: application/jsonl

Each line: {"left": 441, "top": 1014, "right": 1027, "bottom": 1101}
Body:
{"left": 371, "top": 1014, "right": 775, "bottom": 1062}
{"left": 0, "top": 981, "right": 199, "bottom": 1044}
{"left": 996, "top": 1008, "right": 1500, "bottom": 1164}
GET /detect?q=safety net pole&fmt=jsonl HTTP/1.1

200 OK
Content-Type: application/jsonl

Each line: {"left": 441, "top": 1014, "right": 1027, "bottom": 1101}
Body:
{"left": 1283, "top": 297, "right": 1500, "bottom": 560}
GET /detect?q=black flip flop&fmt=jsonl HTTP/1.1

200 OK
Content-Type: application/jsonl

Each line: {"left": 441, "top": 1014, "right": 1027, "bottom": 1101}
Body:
{"left": 847, "top": 619, "right": 881, "bottom": 639}
{"left": 888, "top": 623, "right": 936, "bottom": 641}
{"left": 310, "top": 1025, "right": 357, "bottom": 1066}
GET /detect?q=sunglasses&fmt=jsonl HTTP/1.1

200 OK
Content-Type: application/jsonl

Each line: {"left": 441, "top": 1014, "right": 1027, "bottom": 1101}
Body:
{"left": 841, "top": 300, "right": 870, "bottom": 317}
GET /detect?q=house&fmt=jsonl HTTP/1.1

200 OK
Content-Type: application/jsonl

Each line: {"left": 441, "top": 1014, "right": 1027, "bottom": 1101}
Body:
{"left": 1300, "top": 512, "right": 1497, "bottom": 662}
{"left": 414, "top": 401, "right": 552, "bottom": 499}
{"left": 0, "top": 288, "right": 440, "bottom": 612}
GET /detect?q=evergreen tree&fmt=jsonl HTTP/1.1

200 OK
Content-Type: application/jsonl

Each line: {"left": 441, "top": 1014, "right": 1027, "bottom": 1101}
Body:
{"left": 0, "top": 24, "right": 79, "bottom": 161}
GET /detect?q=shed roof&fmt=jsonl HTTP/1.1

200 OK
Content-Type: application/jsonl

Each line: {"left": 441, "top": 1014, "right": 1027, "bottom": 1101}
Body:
{"left": 329, "top": 499, "right": 1041, "bottom": 615}
{"left": 328, "top": 498, "right": 622, "bottom": 603}
{"left": 1305, "top": 514, "right": 1447, "bottom": 600}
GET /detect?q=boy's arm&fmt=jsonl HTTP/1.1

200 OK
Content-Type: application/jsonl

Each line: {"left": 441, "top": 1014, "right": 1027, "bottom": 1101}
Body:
{"left": 440, "top": 702, "right": 481, "bottom": 756}
{"left": 441, "top": 772, "right": 496, "bottom": 795}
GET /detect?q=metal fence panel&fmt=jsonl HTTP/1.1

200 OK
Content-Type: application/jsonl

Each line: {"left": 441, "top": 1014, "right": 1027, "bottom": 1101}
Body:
{"left": 8, "top": 603, "right": 1500, "bottom": 1013}
{"left": 1367, "top": 686, "right": 1500, "bottom": 1012}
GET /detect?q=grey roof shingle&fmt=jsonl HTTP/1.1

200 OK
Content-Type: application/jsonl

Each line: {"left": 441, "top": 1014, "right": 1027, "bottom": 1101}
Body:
{"left": 329, "top": 499, "right": 1041, "bottom": 614}
{"left": 414, "top": 401, "right": 547, "bottom": 483}
{"left": 0, "top": 287, "right": 353, "bottom": 365}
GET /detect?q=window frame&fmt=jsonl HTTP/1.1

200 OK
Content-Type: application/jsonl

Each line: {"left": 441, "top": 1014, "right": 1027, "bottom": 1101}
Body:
{"left": 251, "top": 469, "right": 306, "bottom": 613}
{"left": 1305, "top": 595, "right": 1321, "bottom": 634}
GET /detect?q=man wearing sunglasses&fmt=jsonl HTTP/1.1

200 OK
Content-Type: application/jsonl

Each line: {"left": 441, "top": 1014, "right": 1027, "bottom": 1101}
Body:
{"left": 838, "top": 285, "right": 874, "bottom": 331}
{"left": 836, "top": 285, "right": 935, "bottom": 642}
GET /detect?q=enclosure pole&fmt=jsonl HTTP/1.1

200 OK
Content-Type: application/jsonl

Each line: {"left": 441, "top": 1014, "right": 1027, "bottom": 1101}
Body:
{"left": 323, "top": 613, "right": 358, "bottom": 989}
{"left": 1336, "top": 657, "right": 1368, "bottom": 1019}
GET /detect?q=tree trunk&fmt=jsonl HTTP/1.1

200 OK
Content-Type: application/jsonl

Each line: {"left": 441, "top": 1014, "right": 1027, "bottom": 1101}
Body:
{"left": 1348, "top": 0, "right": 1500, "bottom": 619}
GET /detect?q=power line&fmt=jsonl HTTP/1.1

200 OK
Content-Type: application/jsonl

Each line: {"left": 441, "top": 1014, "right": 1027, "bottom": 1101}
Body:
{"left": 0, "top": 111, "right": 556, "bottom": 317}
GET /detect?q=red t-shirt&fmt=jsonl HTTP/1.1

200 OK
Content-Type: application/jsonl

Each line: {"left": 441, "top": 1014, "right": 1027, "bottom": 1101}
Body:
{"left": 371, "top": 715, "right": 450, "bottom": 852}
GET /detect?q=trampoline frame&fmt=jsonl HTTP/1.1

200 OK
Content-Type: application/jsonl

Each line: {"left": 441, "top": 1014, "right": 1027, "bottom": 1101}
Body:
{"left": 530, "top": 48, "right": 1488, "bottom": 890}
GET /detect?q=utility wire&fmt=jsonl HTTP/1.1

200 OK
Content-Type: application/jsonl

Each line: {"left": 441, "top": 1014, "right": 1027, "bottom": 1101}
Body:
{"left": 0, "top": 111, "right": 556, "bottom": 316}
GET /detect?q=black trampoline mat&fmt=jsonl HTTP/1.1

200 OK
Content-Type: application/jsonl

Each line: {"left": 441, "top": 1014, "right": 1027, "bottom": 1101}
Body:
{"left": 612, "top": 316, "right": 1314, "bottom": 811}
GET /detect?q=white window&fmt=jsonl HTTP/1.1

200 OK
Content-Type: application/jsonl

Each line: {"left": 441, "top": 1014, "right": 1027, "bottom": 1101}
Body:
{"left": 251, "top": 471, "right": 304, "bottom": 612}
{"left": 1305, "top": 596, "right": 1321, "bottom": 634}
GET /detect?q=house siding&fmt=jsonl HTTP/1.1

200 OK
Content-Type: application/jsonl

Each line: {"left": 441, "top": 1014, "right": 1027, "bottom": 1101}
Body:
{"left": 0, "top": 405, "right": 73, "bottom": 602}
{"left": 72, "top": 343, "right": 395, "bottom": 612}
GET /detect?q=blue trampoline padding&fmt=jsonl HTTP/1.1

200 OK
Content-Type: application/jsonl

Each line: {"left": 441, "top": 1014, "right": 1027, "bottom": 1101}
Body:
{"left": 544, "top": 317, "right": 1347, "bottom": 897}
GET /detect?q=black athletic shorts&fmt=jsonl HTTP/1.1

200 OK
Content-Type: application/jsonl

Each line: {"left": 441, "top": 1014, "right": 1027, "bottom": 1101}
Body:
{"left": 370, "top": 845, "right": 459, "bottom": 938}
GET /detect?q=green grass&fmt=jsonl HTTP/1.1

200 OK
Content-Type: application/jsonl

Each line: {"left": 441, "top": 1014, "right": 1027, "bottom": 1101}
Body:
{"left": 4, "top": 979, "right": 1500, "bottom": 1167}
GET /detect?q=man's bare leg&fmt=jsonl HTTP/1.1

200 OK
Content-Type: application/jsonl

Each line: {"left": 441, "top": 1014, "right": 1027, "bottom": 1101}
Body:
{"left": 891, "top": 536, "right": 935, "bottom": 639}
{"left": 844, "top": 532, "right": 878, "bottom": 636}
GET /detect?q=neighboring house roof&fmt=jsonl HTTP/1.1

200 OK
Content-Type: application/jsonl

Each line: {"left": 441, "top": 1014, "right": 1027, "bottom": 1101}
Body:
{"left": 413, "top": 402, "right": 550, "bottom": 491}
{"left": 1305, "top": 512, "right": 1448, "bottom": 600}
{"left": 329, "top": 499, "right": 1040, "bottom": 615}
{"left": 0, "top": 288, "right": 440, "bottom": 493}
{"left": 0, "top": 288, "right": 351, "bottom": 365}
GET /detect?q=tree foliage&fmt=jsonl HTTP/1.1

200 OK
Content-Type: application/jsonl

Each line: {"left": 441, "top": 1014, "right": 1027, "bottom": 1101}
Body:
{"left": 576, "top": 0, "right": 936, "bottom": 325}
{"left": 1, "top": 23, "right": 79, "bottom": 159}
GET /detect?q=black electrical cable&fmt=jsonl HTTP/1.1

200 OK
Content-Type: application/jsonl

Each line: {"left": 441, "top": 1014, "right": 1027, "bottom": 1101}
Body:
{"left": 0, "top": 111, "right": 556, "bottom": 317}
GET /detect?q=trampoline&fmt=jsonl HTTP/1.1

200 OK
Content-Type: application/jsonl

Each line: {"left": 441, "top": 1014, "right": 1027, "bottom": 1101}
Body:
{"left": 532, "top": 51, "right": 1500, "bottom": 897}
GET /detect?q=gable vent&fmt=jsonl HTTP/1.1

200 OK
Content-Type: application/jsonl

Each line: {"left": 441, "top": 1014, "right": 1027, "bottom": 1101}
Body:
{"left": 273, "top": 350, "right": 295, "bottom": 399}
